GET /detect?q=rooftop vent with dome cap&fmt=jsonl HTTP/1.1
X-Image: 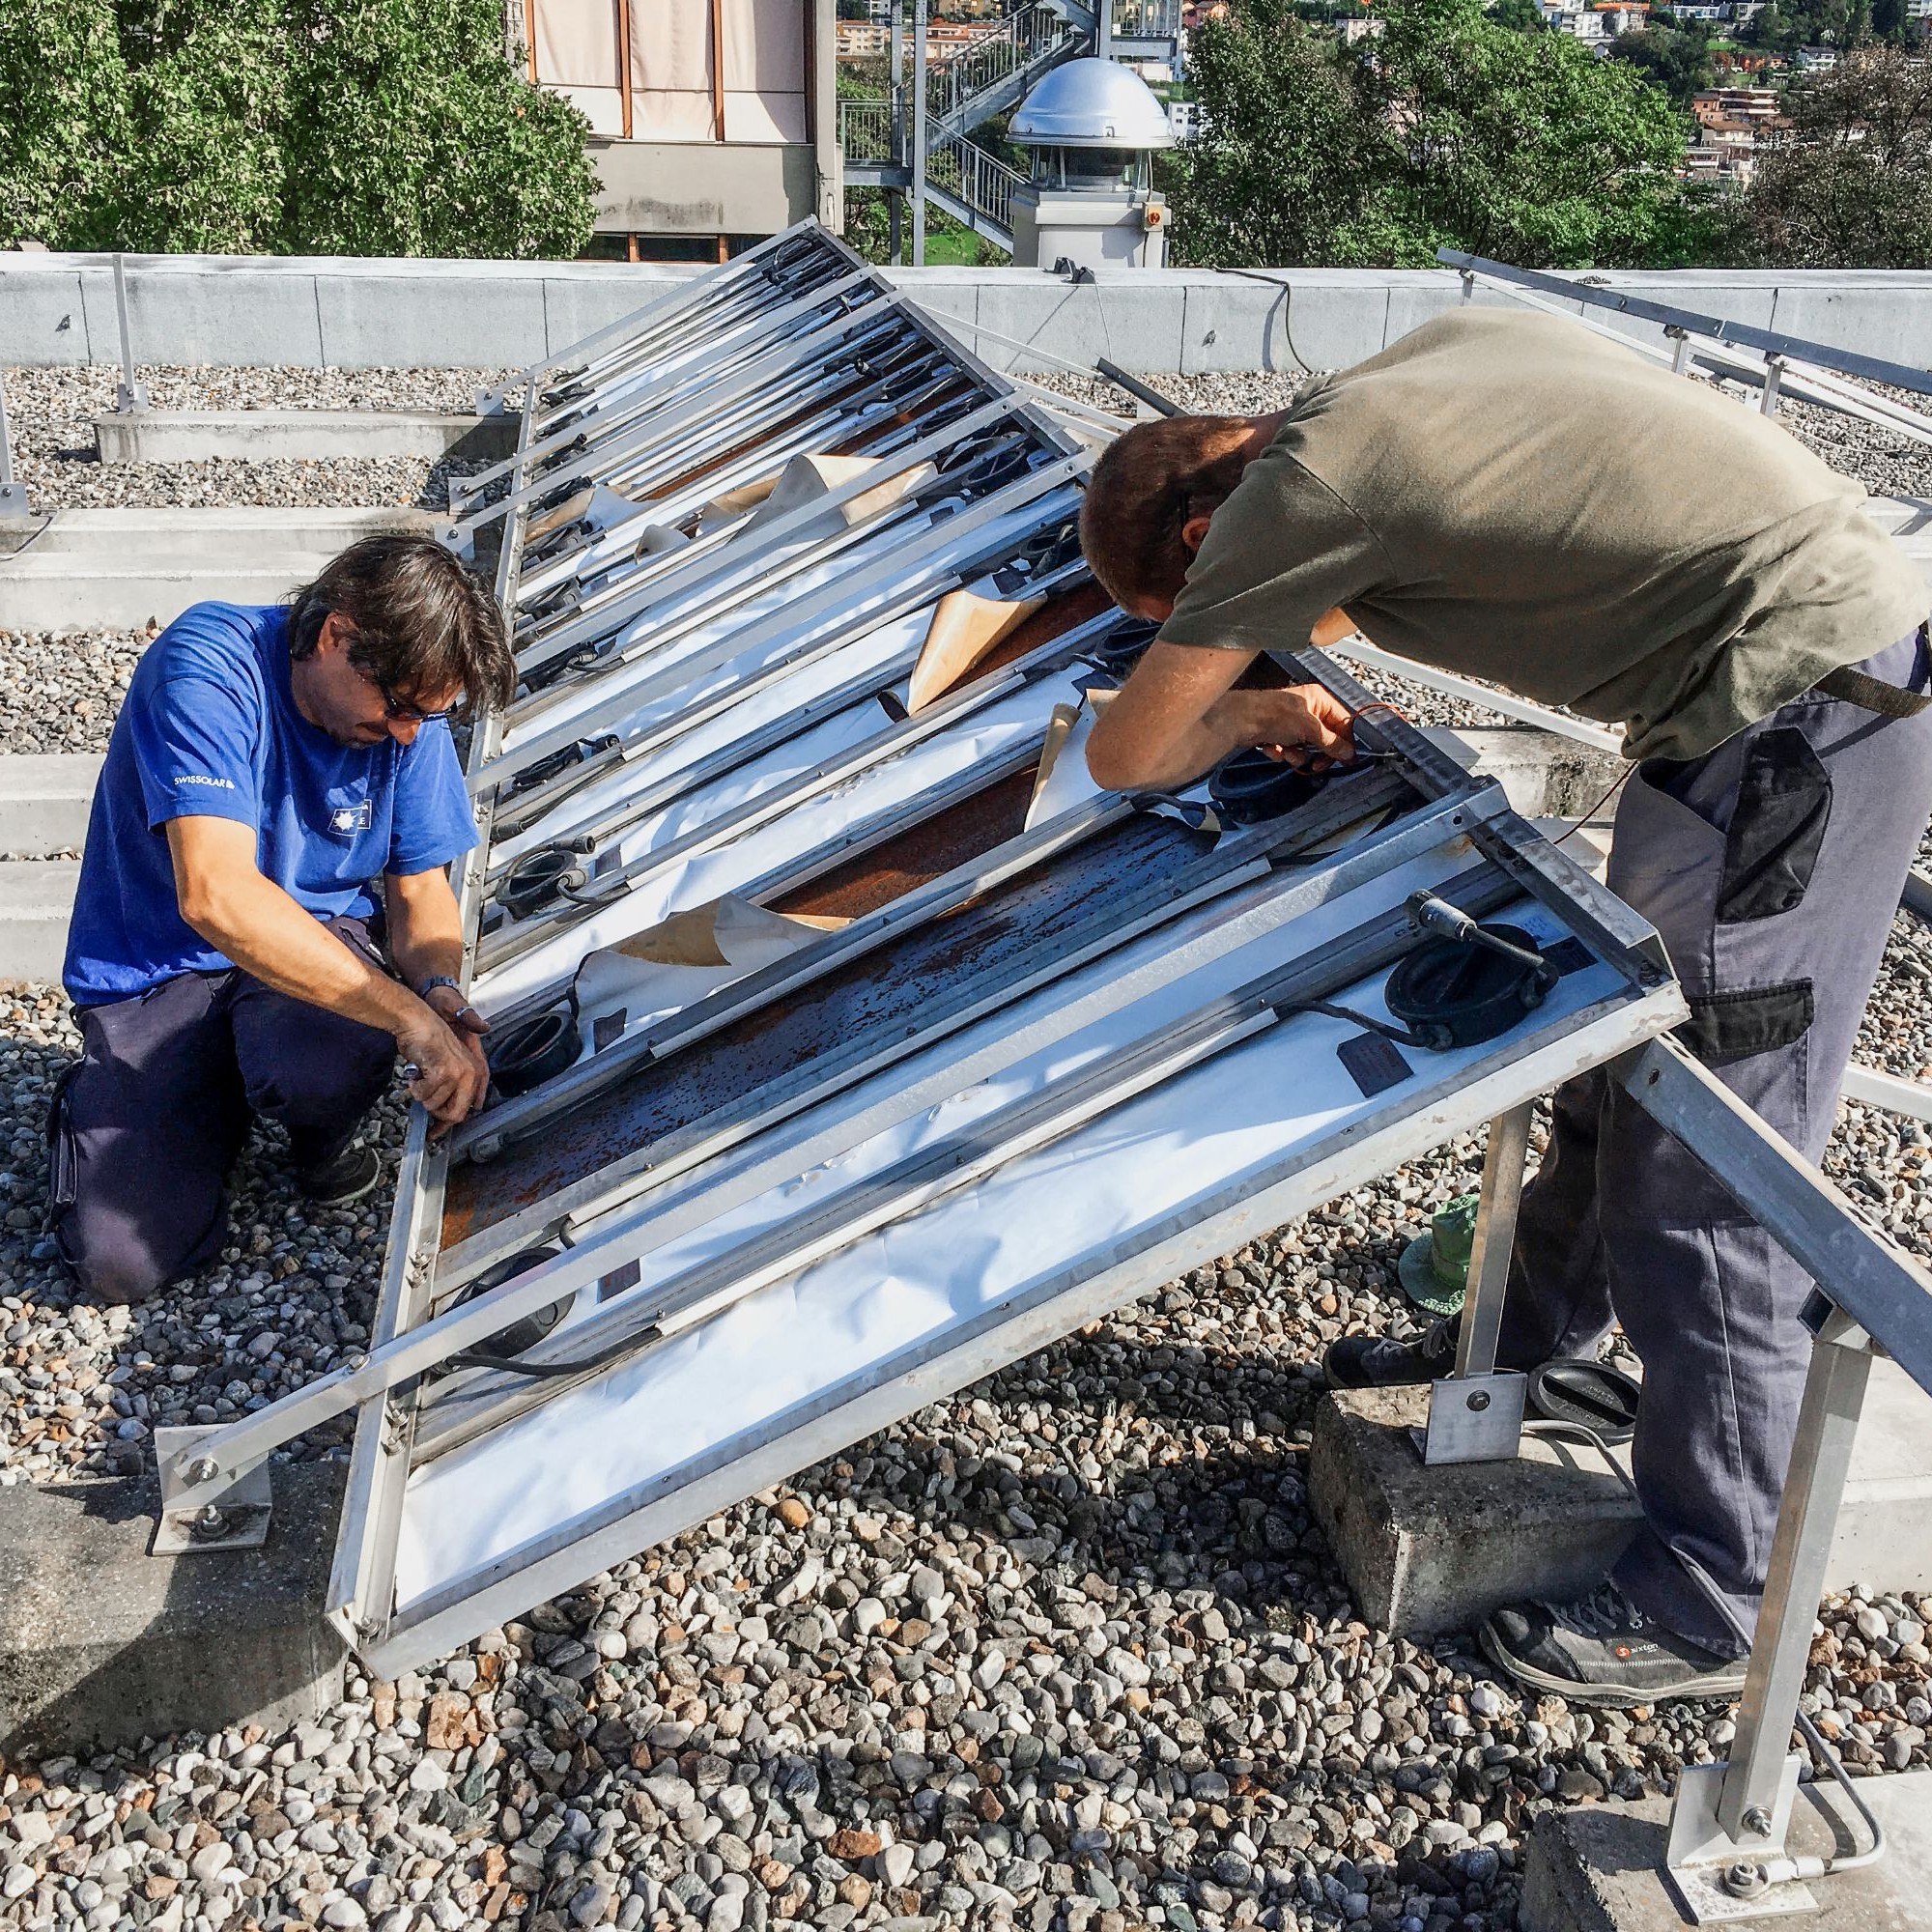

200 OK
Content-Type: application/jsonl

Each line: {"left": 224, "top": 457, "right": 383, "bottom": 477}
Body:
{"left": 1008, "top": 58, "right": 1175, "bottom": 270}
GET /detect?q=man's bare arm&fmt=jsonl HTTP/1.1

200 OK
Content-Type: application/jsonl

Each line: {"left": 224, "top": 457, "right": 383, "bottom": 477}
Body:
{"left": 1085, "top": 639, "right": 1357, "bottom": 794}
{"left": 384, "top": 864, "right": 491, "bottom": 1110}
{"left": 165, "top": 817, "right": 485, "bottom": 1127}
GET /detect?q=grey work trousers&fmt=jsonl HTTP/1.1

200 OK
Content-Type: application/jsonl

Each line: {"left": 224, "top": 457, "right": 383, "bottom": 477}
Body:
{"left": 1501, "top": 624, "right": 1932, "bottom": 1657}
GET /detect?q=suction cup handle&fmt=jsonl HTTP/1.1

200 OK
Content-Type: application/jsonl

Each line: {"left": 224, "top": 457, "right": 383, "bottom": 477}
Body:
{"left": 1406, "top": 893, "right": 1548, "bottom": 972}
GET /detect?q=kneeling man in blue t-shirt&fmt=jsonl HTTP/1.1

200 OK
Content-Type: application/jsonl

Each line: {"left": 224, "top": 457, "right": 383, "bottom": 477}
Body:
{"left": 51, "top": 532, "right": 517, "bottom": 1306}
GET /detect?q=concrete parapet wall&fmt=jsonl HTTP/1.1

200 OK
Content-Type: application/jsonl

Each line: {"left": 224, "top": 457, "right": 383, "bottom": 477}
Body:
{"left": 7, "top": 252, "right": 1932, "bottom": 376}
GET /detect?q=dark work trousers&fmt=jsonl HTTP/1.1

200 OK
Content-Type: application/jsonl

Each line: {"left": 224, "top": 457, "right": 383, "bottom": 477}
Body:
{"left": 47, "top": 915, "right": 398, "bottom": 1306}
{"left": 1502, "top": 624, "right": 1932, "bottom": 1656}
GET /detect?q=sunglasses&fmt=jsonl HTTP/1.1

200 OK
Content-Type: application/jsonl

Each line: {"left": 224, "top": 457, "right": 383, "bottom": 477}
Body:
{"left": 355, "top": 663, "right": 455, "bottom": 725}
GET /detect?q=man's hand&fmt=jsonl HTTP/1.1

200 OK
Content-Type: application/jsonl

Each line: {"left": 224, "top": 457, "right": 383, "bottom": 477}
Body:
{"left": 396, "top": 998, "right": 491, "bottom": 1133}
{"left": 1241, "top": 682, "right": 1359, "bottom": 773}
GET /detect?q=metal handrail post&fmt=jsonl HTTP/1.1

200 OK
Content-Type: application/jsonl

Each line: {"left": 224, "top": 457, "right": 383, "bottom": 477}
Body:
{"left": 890, "top": 0, "right": 906, "bottom": 262}
{"left": 1422, "top": 1100, "right": 1534, "bottom": 1463}
{"left": 0, "top": 369, "right": 32, "bottom": 520}
{"left": 1453, "top": 1101, "right": 1534, "bottom": 1378}
{"left": 912, "top": 3, "right": 928, "bottom": 266}
{"left": 1662, "top": 1305, "right": 1876, "bottom": 1914}
{"left": 112, "top": 255, "right": 149, "bottom": 414}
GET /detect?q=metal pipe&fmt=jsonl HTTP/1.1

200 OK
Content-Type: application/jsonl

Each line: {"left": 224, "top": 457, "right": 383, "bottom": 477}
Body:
{"left": 0, "top": 368, "right": 30, "bottom": 520}
{"left": 1094, "top": 357, "right": 1181, "bottom": 418}
{"left": 912, "top": 2, "right": 928, "bottom": 267}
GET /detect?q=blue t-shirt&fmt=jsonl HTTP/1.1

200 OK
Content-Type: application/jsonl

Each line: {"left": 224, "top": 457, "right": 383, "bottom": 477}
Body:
{"left": 64, "top": 602, "right": 479, "bottom": 1006}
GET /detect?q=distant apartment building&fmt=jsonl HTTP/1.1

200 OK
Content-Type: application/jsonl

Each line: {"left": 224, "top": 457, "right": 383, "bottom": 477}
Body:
{"left": 512, "top": 0, "right": 840, "bottom": 255}
{"left": 1534, "top": 0, "right": 1650, "bottom": 46}
{"left": 1692, "top": 87, "right": 1779, "bottom": 126}
{"left": 1794, "top": 43, "right": 1839, "bottom": 71}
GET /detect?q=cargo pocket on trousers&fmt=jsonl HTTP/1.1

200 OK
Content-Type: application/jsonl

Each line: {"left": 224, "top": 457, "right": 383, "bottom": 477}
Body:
{"left": 1717, "top": 726, "right": 1831, "bottom": 923}
{"left": 1676, "top": 980, "right": 1814, "bottom": 1069}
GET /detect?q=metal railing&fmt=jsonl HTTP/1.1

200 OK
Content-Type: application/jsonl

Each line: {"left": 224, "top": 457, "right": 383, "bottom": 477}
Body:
{"left": 928, "top": 128, "right": 1026, "bottom": 240}
{"left": 837, "top": 95, "right": 897, "bottom": 164}
{"left": 926, "top": 3, "right": 1078, "bottom": 127}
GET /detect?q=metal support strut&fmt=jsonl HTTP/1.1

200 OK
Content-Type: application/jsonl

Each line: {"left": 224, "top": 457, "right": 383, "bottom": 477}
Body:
{"left": 1421, "top": 1100, "right": 1533, "bottom": 1465}
{"left": 1662, "top": 1307, "right": 1874, "bottom": 1922}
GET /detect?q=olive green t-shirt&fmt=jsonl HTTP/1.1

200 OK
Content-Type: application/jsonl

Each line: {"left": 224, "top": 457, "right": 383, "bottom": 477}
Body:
{"left": 1157, "top": 308, "right": 1929, "bottom": 760}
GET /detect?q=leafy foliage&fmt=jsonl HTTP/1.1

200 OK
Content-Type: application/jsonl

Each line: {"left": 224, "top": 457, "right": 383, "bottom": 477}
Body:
{"left": 1605, "top": 19, "right": 1718, "bottom": 107}
{"left": 1741, "top": 46, "right": 1932, "bottom": 265}
{"left": 0, "top": 0, "right": 131, "bottom": 251}
{"left": 1167, "top": 0, "right": 1724, "bottom": 269}
{"left": 0, "top": 0, "right": 597, "bottom": 257}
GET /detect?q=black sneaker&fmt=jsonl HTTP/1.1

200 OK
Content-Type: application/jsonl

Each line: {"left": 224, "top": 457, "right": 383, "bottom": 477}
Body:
{"left": 1480, "top": 1582, "right": 1747, "bottom": 1708}
{"left": 1323, "top": 1314, "right": 1461, "bottom": 1390}
{"left": 297, "top": 1142, "right": 382, "bottom": 1207}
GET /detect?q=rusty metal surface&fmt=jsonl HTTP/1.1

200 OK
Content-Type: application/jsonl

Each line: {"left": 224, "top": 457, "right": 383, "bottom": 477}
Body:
{"left": 443, "top": 811, "right": 1198, "bottom": 1245}
{"left": 772, "top": 767, "right": 1040, "bottom": 920}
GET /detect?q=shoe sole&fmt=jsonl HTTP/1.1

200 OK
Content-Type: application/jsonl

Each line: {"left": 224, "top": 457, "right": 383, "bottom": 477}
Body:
{"left": 300, "top": 1166, "right": 381, "bottom": 1208}
{"left": 1478, "top": 1624, "right": 1746, "bottom": 1710}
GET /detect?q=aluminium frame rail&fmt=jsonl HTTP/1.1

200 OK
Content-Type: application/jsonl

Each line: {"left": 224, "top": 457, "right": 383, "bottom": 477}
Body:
{"left": 1441, "top": 248, "right": 1932, "bottom": 449}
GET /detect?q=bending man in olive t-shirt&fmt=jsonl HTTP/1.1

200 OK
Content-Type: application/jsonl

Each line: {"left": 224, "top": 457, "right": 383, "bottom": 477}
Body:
{"left": 1078, "top": 307, "right": 1932, "bottom": 1708}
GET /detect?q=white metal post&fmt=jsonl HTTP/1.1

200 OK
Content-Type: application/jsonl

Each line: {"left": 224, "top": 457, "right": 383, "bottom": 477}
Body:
{"left": 0, "top": 368, "right": 32, "bottom": 520}
{"left": 890, "top": 0, "right": 905, "bottom": 264}
{"left": 113, "top": 254, "right": 149, "bottom": 414}
{"left": 1760, "top": 355, "right": 1784, "bottom": 417}
{"left": 1097, "top": 0, "right": 1113, "bottom": 59}
{"left": 1423, "top": 1100, "right": 1534, "bottom": 1464}
{"left": 911, "top": 2, "right": 928, "bottom": 267}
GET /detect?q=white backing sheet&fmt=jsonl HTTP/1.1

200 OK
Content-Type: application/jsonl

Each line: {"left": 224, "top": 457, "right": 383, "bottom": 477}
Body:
{"left": 398, "top": 837, "right": 1621, "bottom": 1613}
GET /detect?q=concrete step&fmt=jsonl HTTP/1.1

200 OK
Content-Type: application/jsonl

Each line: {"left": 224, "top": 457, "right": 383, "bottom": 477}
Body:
{"left": 1311, "top": 1358, "right": 1932, "bottom": 1640}
{"left": 0, "top": 859, "right": 80, "bottom": 981}
{"left": 0, "top": 505, "right": 447, "bottom": 631}
{"left": 0, "top": 753, "right": 102, "bottom": 855}
{"left": 93, "top": 410, "right": 517, "bottom": 465}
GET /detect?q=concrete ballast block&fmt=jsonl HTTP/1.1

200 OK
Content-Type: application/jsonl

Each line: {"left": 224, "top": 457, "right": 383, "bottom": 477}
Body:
{"left": 1312, "top": 1365, "right": 1932, "bottom": 1639}
{"left": 0, "top": 1461, "right": 349, "bottom": 1758}
{"left": 92, "top": 411, "right": 518, "bottom": 466}
{"left": 0, "top": 755, "right": 102, "bottom": 856}
{"left": 0, "top": 861, "right": 81, "bottom": 981}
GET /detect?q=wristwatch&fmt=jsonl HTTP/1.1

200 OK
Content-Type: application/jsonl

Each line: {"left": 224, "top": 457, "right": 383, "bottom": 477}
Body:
{"left": 417, "top": 975, "right": 479, "bottom": 1023}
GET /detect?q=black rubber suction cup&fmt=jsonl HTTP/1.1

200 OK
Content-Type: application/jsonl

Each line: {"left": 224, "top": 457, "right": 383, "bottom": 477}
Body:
{"left": 1384, "top": 923, "right": 1552, "bottom": 1049}
{"left": 488, "top": 1008, "right": 580, "bottom": 1096}
{"left": 1528, "top": 1357, "right": 1643, "bottom": 1447}
{"left": 1208, "top": 749, "right": 1325, "bottom": 825}
{"left": 439, "top": 1245, "right": 572, "bottom": 1371}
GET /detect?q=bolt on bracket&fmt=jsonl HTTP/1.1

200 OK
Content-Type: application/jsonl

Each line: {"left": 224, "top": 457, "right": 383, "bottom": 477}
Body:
{"left": 152, "top": 1424, "right": 274, "bottom": 1556}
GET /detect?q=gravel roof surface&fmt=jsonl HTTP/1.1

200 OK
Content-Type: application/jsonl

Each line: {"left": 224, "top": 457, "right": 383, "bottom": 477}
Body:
{"left": 2, "top": 364, "right": 517, "bottom": 514}
{"left": 1, "top": 951, "right": 1928, "bottom": 1931}
{"left": 0, "top": 357, "right": 1928, "bottom": 1932}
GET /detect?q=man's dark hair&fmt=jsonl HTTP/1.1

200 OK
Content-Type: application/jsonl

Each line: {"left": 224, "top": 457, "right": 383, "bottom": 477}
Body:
{"left": 288, "top": 532, "right": 517, "bottom": 715}
{"left": 1080, "top": 414, "right": 1254, "bottom": 612}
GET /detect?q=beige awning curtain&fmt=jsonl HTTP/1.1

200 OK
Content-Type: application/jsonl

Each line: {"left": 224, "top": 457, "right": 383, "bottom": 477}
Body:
{"left": 532, "top": 0, "right": 808, "bottom": 144}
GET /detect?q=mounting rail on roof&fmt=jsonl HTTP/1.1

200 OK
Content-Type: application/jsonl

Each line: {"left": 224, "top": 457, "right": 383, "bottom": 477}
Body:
{"left": 1438, "top": 248, "right": 1932, "bottom": 400}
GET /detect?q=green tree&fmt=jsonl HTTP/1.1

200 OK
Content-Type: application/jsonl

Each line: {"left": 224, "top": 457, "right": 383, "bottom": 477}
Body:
{"left": 1605, "top": 19, "right": 1717, "bottom": 106}
{"left": 1160, "top": 0, "right": 1402, "bottom": 266}
{"left": 280, "top": 0, "right": 597, "bottom": 258}
{"left": 0, "top": 0, "right": 131, "bottom": 249}
{"left": 0, "top": 0, "right": 597, "bottom": 257}
{"left": 1169, "top": 0, "right": 1722, "bottom": 269}
{"left": 1743, "top": 44, "right": 1932, "bottom": 264}
{"left": 114, "top": 0, "right": 288, "bottom": 253}
{"left": 1489, "top": 0, "right": 1548, "bottom": 32}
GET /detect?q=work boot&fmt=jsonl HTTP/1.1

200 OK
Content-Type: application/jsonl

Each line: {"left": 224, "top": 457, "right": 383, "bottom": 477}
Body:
{"left": 1480, "top": 1581, "right": 1747, "bottom": 1708}
{"left": 297, "top": 1141, "right": 382, "bottom": 1208}
{"left": 1322, "top": 1314, "right": 1461, "bottom": 1390}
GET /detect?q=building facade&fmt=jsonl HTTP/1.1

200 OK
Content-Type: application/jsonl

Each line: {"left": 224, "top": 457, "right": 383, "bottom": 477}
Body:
{"left": 512, "top": 0, "right": 841, "bottom": 256}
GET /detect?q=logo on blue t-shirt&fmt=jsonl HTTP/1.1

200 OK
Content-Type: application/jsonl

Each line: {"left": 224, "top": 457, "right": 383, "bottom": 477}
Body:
{"left": 330, "top": 800, "right": 376, "bottom": 835}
